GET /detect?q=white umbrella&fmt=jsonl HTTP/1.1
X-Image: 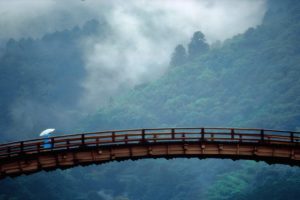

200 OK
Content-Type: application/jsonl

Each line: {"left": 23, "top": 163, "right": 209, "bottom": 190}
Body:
{"left": 39, "top": 128, "right": 55, "bottom": 137}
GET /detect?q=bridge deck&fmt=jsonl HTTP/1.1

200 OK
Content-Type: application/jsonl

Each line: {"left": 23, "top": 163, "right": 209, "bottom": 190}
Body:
{"left": 0, "top": 128, "right": 300, "bottom": 179}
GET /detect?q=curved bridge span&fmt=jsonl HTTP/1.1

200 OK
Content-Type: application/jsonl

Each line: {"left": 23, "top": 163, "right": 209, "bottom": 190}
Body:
{"left": 1, "top": 127, "right": 300, "bottom": 179}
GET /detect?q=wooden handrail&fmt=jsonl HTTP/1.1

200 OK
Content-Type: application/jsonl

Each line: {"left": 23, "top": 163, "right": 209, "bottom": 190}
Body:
{"left": 1, "top": 127, "right": 300, "bottom": 146}
{"left": 0, "top": 128, "right": 299, "bottom": 159}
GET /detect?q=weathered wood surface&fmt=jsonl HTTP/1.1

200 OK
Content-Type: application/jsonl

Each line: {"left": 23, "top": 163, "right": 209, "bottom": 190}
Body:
{"left": 0, "top": 128, "right": 299, "bottom": 179}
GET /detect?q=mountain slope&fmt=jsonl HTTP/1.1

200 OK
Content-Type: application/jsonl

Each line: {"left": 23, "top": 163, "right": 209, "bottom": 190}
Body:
{"left": 1, "top": 0, "right": 300, "bottom": 200}
{"left": 0, "top": 20, "right": 107, "bottom": 140}
{"left": 84, "top": 0, "right": 300, "bottom": 132}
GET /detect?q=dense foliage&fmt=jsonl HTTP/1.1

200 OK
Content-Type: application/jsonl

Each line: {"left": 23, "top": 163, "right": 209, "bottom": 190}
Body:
{"left": 0, "top": 0, "right": 300, "bottom": 199}
{"left": 170, "top": 44, "right": 187, "bottom": 67}
{"left": 0, "top": 20, "right": 107, "bottom": 140}
{"left": 83, "top": 0, "right": 300, "bottom": 132}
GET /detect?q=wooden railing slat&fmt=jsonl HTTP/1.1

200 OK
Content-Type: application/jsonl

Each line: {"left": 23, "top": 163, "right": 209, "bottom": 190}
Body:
{"left": 0, "top": 127, "right": 299, "bottom": 159}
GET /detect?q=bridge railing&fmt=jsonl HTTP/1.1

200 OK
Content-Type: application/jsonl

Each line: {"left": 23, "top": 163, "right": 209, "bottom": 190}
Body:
{"left": 0, "top": 128, "right": 299, "bottom": 159}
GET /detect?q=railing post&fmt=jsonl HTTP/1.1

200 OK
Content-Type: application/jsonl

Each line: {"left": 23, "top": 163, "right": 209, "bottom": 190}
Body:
{"left": 260, "top": 130, "right": 264, "bottom": 142}
{"left": 81, "top": 134, "right": 85, "bottom": 146}
{"left": 171, "top": 129, "right": 175, "bottom": 139}
{"left": 231, "top": 129, "right": 235, "bottom": 140}
{"left": 201, "top": 128, "right": 205, "bottom": 141}
{"left": 96, "top": 137, "right": 100, "bottom": 146}
{"left": 291, "top": 132, "right": 294, "bottom": 143}
{"left": 37, "top": 143, "right": 40, "bottom": 153}
{"left": 51, "top": 137, "right": 54, "bottom": 150}
{"left": 67, "top": 140, "right": 70, "bottom": 150}
{"left": 142, "top": 129, "right": 145, "bottom": 142}
{"left": 125, "top": 135, "right": 128, "bottom": 144}
{"left": 20, "top": 141, "right": 24, "bottom": 154}
{"left": 7, "top": 146, "right": 11, "bottom": 158}
{"left": 112, "top": 132, "right": 115, "bottom": 142}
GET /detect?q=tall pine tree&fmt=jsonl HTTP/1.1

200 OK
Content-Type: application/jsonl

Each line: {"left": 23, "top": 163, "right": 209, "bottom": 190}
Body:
{"left": 170, "top": 44, "right": 187, "bottom": 67}
{"left": 188, "top": 31, "right": 209, "bottom": 59}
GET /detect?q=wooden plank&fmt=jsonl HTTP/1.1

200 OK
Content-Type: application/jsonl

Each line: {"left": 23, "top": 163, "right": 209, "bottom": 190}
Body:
{"left": 1, "top": 127, "right": 300, "bottom": 178}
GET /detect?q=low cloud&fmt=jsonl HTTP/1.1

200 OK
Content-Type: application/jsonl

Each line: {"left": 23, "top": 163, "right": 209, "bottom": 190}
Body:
{"left": 0, "top": 0, "right": 267, "bottom": 135}
{"left": 79, "top": 0, "right": 267, "bottom": 106}
{"left": 0, "top": 0, "right": 267, "bottom": 43}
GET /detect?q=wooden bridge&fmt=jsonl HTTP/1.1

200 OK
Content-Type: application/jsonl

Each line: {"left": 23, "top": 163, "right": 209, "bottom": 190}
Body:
{"left": 1, "top": 127, "right": 300, "bottom": 179}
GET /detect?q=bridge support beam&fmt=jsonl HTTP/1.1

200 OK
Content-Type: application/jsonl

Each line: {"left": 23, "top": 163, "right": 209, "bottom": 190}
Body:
{"left": 1, "top": 142, "right": 300, "bottom": 179}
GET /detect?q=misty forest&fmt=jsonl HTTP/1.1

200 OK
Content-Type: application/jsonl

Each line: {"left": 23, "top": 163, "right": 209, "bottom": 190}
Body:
{"left": 0, "top": 0, "right": 300, "bottom": 199}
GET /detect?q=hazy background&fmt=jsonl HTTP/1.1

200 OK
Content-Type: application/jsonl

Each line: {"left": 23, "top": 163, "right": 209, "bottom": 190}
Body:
{"left": 0, "top": 0, "right": 268, "bottom": 139}
{"left": 1, "top": 1, "right": 300, "bottom": 200}
{"left": 0, "top": 0, "right": 266, "bottom": 107}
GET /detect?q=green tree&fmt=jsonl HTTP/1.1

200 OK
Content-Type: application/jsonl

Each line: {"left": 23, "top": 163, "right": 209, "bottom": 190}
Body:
{"left": 188, "top": 31, "right": 209, "bottom": 59}
{"left": 170, "top": 44, "right": 187, "bottom": 67}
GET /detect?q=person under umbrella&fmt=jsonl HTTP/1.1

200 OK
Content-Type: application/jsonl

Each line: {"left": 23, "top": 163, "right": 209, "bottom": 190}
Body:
{"left": 40, "top": 128, "right": 55, "bottom": 149}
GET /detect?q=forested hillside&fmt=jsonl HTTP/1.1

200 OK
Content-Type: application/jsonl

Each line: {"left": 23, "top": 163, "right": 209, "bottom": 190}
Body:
{"left": 0, "top": 0, "right": 300, "bottom": 200}
{"left": 0, "top": 20, "right": 106, "bottom": 140}
{"left": 84, "top": 0, "right": 300, "bottom": 132}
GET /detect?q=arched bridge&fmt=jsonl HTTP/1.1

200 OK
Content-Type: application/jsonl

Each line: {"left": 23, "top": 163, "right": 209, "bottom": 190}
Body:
{"left": 1, "top": 127, "right": 300, "bottom": 179}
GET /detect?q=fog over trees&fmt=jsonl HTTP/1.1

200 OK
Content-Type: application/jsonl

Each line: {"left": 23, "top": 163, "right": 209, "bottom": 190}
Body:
{"left": 0, "top": 0, "right": 300, "bottom": 200}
